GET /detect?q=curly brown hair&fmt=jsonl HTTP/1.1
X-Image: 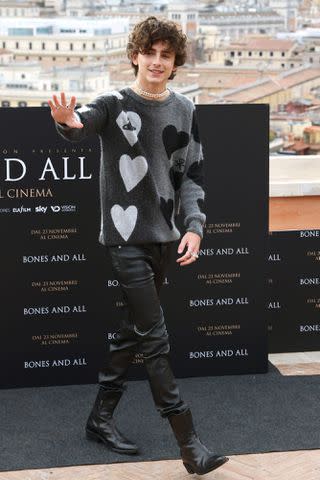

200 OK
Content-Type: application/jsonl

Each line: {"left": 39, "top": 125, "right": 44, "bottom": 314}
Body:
{"left": 126, "top": 16, "right": 188, "bottom": 80}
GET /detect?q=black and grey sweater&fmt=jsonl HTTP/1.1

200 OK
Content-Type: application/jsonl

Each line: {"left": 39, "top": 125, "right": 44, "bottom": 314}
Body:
{"left": 56, "top": 87, "right": 206, "bottom": 246}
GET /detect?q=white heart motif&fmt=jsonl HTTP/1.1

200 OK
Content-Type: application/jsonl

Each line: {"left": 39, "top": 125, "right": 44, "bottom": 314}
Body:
{"left": 116, "top": 111, "right": 141, "bottom": 146}
{"left": 111, "top": 205, "right": 138, "bottom": 241}
{"left": 119, "top": 155, "right": 148, "bottom": 192}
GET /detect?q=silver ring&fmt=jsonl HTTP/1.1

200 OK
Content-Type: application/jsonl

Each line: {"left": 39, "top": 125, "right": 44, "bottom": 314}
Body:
{"left": 189, "top": 251, "right": 199, "bottom": 259}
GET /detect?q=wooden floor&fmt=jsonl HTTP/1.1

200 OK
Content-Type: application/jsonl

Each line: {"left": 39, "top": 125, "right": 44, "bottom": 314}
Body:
{"left": 1, "top": 352, "right": 319, "bottom": 480}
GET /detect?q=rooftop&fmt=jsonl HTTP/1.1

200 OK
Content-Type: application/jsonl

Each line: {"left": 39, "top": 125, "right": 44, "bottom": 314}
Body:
{"left": 219, "top": 66, "right": 320, "bottom": 103}
{"left": 229, "top": 38, "right": 295, "bottom": 51}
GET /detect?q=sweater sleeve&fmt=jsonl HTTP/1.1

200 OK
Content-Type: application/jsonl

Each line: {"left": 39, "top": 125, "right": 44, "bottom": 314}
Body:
{"left": 55, "top": 95, "right": 109, "bottom": 143}
{"left": 179, "top": 106, "right": 206, "bottom": 239}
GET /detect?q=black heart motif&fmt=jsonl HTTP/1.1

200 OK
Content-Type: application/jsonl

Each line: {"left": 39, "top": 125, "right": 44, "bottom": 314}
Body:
{"left": 187, "top": 159, "right": 204, "bottom": 187}
{"left": 191, "top": 110, "right": 200, "bottom": 143}
{"left": 162, "top": 125, "right": 189, "bottom": 159}
{"left": 169, "top": 167, "right": 184, "bottom": 191}
{"left": 197, "top": 198, "right": 205, "bottom": 212}
{"left": 160, "top": 197, "right": 174, "bottom": 230}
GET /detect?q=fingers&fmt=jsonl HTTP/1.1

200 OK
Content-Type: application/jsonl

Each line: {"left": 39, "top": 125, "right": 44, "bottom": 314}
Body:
{"left": 69, "top": 96, "right": 76, "bottom": 110}
{"left": 52, "top": 94, "right": 60, "bottom": 108}
{"left": 177, "top": 237, "right": 187, "bottom": 255}
{"left": 60, "top": 92, "right": 67, "bottom": 107}
{"left": 50, "top": 93, "right": 70, "bottom": 109}
{"left": 176, "top": 248, "right": 198, "bottom": 266}
{"left": 48, "top": 99, "right": 56, "bottom": 112}
{"left": 177, "top": 252, "right": 197, "bottom": 266}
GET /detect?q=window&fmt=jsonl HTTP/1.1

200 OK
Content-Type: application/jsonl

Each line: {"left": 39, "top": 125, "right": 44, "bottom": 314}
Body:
{"left": 18, "top": 101, "right": 27, "bottom": 107}
{"left": 248, "top": 51, "right": 252, "bottom": 56}
{"left": 37, "top": 27, "right": 53, "bottom": 34}
{"left": 1, "top": 101, "right": 10, "bottom": 107}
{"left": 70, "top": 43, "right": 73, "bottom": 51}
{"left": 281, "top": 52, "right": 285, "bottom": 57}
{"left": 41, "top": 101, "right": 49, "bottom": 107}
{"left": 94, "top": 28, "right": 111, "bottom": 35}
{"left": 270, "top": 51, "right": 273, "bottom": 56}
{"left": 15, "top": 42, "right": 19, "bottom": 49}
{"left": 259, "top": 51, "right": 263, "bottom": 56}
{"left": 52, "top": 56, "right": 56, "bottom": 61}
{"left": 230, "top": 51, "right": 235, "bottom": 57}
{"left": 92, "top": 42, "right": 96, "bottom": 49}
{"left": 9, "top": 28, "right": 32, "bottom": 35}
{"left": 2, "top": 41, "right": 6, "bottom": 48}
{"left": 29, "top": 42, "right": 32, "bottom": 50}
{"left": 6, "top": 83, "right": 29, "bottom": 89}
{"left": 83, "top": 43, "right": 86, "bottom": 50}
{"left": 42, "top": 42, "right": 45, "bottom": 50}
{"left": 56, "top": 43, "right": 59, "bottom": 50}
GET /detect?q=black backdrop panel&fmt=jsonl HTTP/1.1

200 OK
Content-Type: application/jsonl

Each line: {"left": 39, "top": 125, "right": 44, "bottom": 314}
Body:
{"left": 168, "top": 105, "right": 269, "bottom": 376}
{"left": 0, "top": 105, "right": 268, "bottom": 388}
{"left": 268, "top": 229, "right": 320, "bottom": 352}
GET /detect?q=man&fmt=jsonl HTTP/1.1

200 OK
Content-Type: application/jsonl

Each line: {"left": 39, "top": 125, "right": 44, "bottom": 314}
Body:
{"left": 49, "top": 15, "right": 228, "bottom": 476}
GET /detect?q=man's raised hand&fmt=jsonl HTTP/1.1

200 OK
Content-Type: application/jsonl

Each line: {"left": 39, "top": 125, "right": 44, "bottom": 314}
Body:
{"left": 48, "top": 92, "right": 83, "bottom": 129}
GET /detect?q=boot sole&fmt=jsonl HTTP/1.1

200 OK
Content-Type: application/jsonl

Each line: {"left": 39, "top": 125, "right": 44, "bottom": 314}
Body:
{"left": 86, "top": 428, "right": 139, "bottom": 455}
{"left": 183, "top": 456, "right": 229, "bottom": 475}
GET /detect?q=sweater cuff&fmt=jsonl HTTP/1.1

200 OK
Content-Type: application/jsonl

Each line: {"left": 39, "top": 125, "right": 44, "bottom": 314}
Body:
{"left": 186, "top": 219, "right": 204, "bottom": 239}
{"left": 55, "top": 121, "right": 72, "bottom": 131}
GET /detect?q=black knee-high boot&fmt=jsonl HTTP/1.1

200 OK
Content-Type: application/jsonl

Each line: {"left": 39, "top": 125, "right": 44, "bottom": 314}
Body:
{"left": 87, "top": 315, "right": 139, "bottom": 454}
{"left": 168, "top": 409, "right": 229, "bottom": 475}
{"left": 86, "top": 386, "right": 138, "bottom": 454}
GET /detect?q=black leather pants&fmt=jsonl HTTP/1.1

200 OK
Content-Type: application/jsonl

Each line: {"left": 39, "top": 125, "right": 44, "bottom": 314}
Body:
{"left": 99, "top": 242, "right": 189, "bottom": 418}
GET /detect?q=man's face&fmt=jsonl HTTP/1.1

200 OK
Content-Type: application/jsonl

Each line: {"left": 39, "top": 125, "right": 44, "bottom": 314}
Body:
{"left": 132, "top": 40, "right": 177, "bottom": 88}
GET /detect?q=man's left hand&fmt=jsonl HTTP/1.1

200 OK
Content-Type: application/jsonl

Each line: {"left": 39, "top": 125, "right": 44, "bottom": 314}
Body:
{"left": 176, "top": 232, "right": 201, "bottom": 266}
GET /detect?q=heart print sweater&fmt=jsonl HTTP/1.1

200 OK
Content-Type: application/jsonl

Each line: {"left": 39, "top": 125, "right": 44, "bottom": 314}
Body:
{"left": 55, "top": 87, "right": 206, "bottom": 246}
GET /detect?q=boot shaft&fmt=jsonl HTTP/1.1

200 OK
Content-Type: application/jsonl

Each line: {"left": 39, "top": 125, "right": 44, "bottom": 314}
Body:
{"left": 93, "top": 387, "right": 123, "bottom": 419}
{"left": 168, "top": 408, "right": 197, "bottom": 446}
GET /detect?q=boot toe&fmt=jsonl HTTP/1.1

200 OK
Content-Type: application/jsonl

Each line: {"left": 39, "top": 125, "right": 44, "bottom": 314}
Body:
{"left": 114, "top": 440, "right": 139, "bottom": 454}
{"left": 207, "top": 455, "right": 229, "bottom": 471}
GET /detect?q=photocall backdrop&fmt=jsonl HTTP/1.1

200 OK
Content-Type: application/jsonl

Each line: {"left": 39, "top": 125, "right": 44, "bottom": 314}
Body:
{"left": 0, "top": 104, "right": 269, "bottom": 389}
{"left": 268, "top": 230, "right": 320, "bottom": 352}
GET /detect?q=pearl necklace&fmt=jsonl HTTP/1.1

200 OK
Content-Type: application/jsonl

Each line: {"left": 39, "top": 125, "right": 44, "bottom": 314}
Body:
{"left": 134, "top": 82, "right": 169, "bottom": 99}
